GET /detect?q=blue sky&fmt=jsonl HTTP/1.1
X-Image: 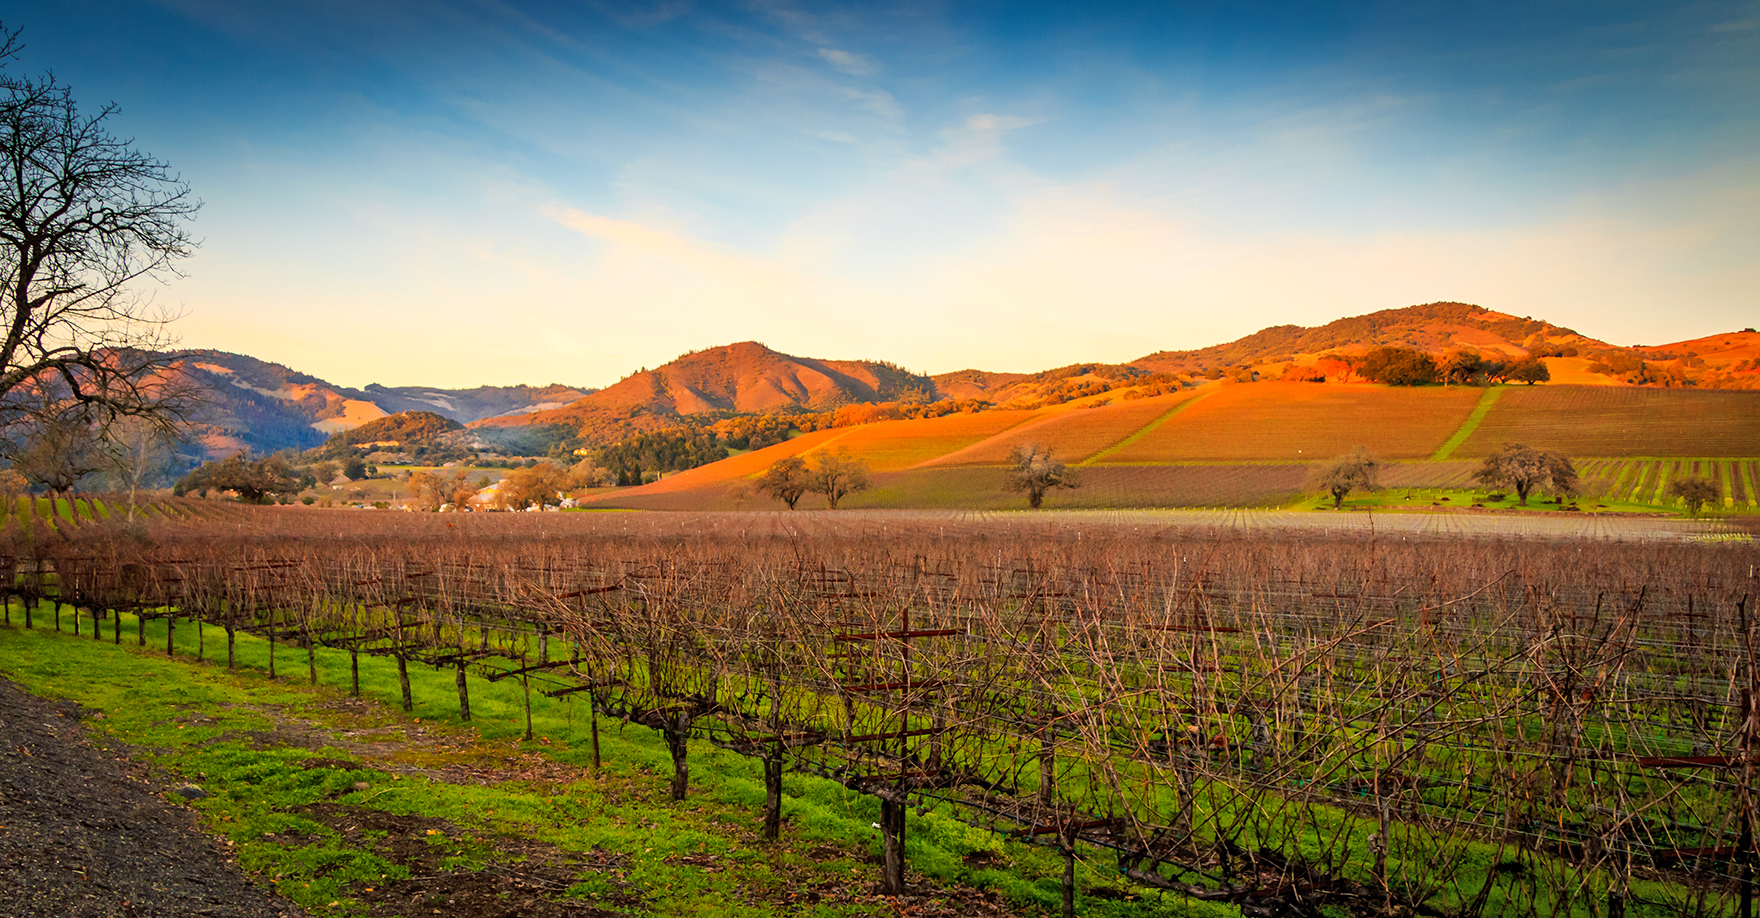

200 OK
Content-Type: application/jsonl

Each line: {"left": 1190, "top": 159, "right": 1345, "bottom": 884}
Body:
{"left": 10, "top": 1, "right": 1758, "bottom": 388}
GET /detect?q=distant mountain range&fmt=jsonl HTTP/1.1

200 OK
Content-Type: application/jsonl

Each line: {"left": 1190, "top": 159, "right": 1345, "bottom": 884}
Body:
{"left": 167, "top": 351, "right": 590, "bottom": 457}
{"left": 171, "top": 303, "right": 1760, "bottom": 457}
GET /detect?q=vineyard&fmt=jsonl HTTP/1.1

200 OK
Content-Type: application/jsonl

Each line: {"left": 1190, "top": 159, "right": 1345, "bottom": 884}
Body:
{"left": 1098, "top": 383, "right": 1484, "bottom": 463}
{"left": 922, "top": 393, "right": 1202, "bottom": 468}
{"left": 1454, "top": 388, "right": 1760, "bottom": 458}
{"left": 570, "top": 383, "right": 1760, "bottom": 512}
{"left": 6, "top": 507, "right": 1760, "bottom": 916}
{"left": 1576, "top": 460, "right": 1760, "bottom": 512}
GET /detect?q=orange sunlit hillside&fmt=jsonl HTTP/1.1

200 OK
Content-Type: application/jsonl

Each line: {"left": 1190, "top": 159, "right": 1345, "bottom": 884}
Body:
{"left": 1101, "top": 381, "right": 1484, "bottom": 462}
{"left": 922, "top": 390, "right": 1205, "bottom": 467}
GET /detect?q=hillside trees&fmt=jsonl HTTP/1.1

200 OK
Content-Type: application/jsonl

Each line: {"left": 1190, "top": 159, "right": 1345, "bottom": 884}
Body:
{"left": 1506, "top": 357, "right": 1551, "bottom": 384}
{"left": 314, "top": 411, "right": 462, "bottom": 459}
{"left": 0, "top": 25, "right": 198, "bottom": 435}
{"left": 1309, "top": 447, "right": 1380, "bottom": 509}
{"left": 755, "top": 455, "right": 811, "bottom": 510}
{"left": 1005, "top": 444, "right": 1081, "bottom": 509}
{"left": 1357, "top": 347, "right": 1439, "bottom": 386}
{"left": 1667, "top": 475, "right": 1719, "bottom": 517}
{"left": 596, "top": 428, "right": 727, "bottom": 486}
{"left": 1474, "top": 443, "right": 1578, "bottom": 505}
{"left": 808, "top": 448, "right": 870, "bottom": 509}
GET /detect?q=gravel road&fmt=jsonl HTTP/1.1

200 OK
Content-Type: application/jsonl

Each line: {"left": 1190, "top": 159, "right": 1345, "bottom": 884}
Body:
{"left": 0, "top": 676, "right": 307, "bottom": 918}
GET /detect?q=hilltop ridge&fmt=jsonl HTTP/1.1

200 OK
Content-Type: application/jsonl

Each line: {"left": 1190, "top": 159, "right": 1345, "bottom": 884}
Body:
{"left": 171, "top": 304, "right": 1760, "bottom": 457}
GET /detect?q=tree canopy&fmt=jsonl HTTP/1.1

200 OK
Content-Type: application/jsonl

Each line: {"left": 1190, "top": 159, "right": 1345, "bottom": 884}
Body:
{"left": 1309, "top": 447, "right": 1380, "bottom": 509}
{"left": 1667, "top": 475, "right": 1718, "bottom": 518}
{"left": 808, "top": 448, "right": 870, "bottom": 510}
{"left": 176, "top": 454, "right": 304, "bottom": 504}
{"left": 1357, "top": 347, "right": 1440, "bottom": 386}
{"left": 596, "top": 428, "right": 727, "bottom": 486}
{"left": 1005, "top": 444, "right": 1081, "bottom": 509}
{"left": 1474, "top": 444, "right": 1577, "bottom": 505}
{"left": 755, "top": 455, "right": 811, "bottom": 510}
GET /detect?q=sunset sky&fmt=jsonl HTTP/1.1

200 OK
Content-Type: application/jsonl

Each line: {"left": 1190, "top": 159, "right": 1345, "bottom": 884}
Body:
{"left": 11, "top": 2, "right": 1758, "bottom": 389}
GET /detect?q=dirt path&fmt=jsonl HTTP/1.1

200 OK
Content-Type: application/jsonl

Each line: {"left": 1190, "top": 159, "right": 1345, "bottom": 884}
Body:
{"left": 0, "top": 676, "right": 308, "bottom": 918}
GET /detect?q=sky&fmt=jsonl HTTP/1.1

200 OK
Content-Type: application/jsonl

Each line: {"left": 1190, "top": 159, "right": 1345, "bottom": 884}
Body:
{"left": 8, "top": 1, "right": 1758, "bottom": 389}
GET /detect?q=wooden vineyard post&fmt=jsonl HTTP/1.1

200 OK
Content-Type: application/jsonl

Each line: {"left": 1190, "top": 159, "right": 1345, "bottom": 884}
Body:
{"left": 305, "top": 617, "right": 317, "bottom": 685}
{"left": 111, "top": 606, "right": 120, "bottom": 644}
{"left": 762, "top": 679, "right": 785, "bottom": 842}
{"left": 1039, "top": 717, "right": 1057, "bottom": 807}
{"left": 266, "top": 605, "right": 276, "bottom": 678}
{"left": 165, "top": 612, "right": 174, "bottom": 657}
{"left": 589, "top": 693, "right": 602, "bottom": 770}
{"left": 521, "top": 675, "right": 533, "bottom": 741}
{"left": 91, "top": 606, "right": 100, "bottom": 641}
{"left": 350, "top": 648, "right": 360, "bottom": 697}
{"left": 762, "top": 747, "right": 784, "bottom": 842}
{"left": 455, "top": 659, "right": 471, "bottom": 722}
{"left": 666, "top": 709, "right": 692, "bottom": 801}
{"left": 396, "top": 650, "right": 413, "bottom": 712}
{"left": 880, "top": 794, "right": 906, "bottom": 896}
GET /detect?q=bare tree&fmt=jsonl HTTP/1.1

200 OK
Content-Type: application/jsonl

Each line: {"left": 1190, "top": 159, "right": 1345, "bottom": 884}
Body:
{"left": 6, "top": 409, "right": 104, "bottom": 496}
{"left": 807, "top": 448, "right": 870, "bottom": 509}
{"left": 1474, "top": 443, "right": 1577, "bottom": 505}
{"left": 1309, "top": 447, "right": 1380, "bottom": 509}
{"left": 0, "top": 22, "right": 198, "bottom": 435}
{"left": 1667, "top": 475, "right": 1718, "bottom": 517}
{"left": 755, "top": 454, "right": 811, "bottom": 509}
{"left": 1006, "top": 443, "right": 1081, "bottom": 508}
{"left": 100, "top": 414, "right": 179, "bottom": 520}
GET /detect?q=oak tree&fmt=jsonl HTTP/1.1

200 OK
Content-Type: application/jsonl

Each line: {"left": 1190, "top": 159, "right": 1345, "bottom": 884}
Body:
{"left": 1474, "top": 443, "right": 1577, "bottom": 505}
{"left": 1667, "top": 475, "right": 1718, "bottom": 518}
{"left": 1006, "top": 444, "right": 1081, "bottom": 509}
{"left": 1309, "top": 447, "right": 1380, "bottom": 509}
{"left": 755, "top": 454, "right": 811, "bottom": 510}
{"left": 808, "top": 448, "right": 870, "bottom": 510}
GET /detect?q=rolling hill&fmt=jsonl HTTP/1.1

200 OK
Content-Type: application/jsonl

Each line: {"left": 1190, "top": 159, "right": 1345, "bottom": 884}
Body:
{"left": 162, "top": 303, "right": 1760, "bottom": 482}
{"left": 576, "top": 378, "right": 1760, "bottom": 512}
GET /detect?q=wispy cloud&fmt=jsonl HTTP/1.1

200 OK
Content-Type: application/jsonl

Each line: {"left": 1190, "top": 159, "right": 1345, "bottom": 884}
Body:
{"left": 817, "top": 47, "right": 877, "bottom": 76}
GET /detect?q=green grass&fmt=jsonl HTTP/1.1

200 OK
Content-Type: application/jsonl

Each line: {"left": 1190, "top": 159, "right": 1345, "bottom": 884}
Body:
{"left": 0, "top": 612, "right": 1198, "bottom": 918}
{"left": 1295, "top": 485, "right": 1661, "bottom": 514}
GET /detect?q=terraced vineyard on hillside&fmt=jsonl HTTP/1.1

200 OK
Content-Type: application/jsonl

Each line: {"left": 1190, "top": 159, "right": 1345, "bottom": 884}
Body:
{"left": 1456, "top": 387, "right": 1760, "bottom": 458}
{"left": 582, "top": 383, "right": 1760, "bottom": 513}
